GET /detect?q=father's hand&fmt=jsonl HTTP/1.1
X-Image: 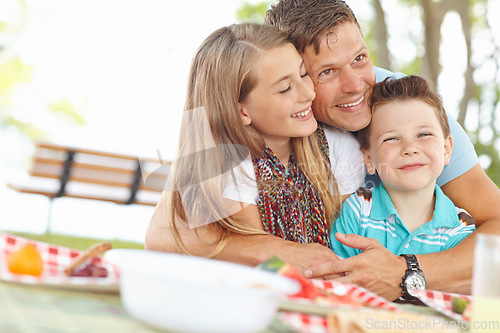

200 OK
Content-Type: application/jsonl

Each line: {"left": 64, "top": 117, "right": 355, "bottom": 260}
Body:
{"left": 284, "top": 242, "right": 344, "bottom": 278}
{"left": 304, "top": 233, "right": 407, "bottom": 301}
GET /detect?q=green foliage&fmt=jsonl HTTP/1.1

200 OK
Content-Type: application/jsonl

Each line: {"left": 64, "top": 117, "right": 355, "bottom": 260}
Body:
{"left": 475, "top": 82, "right": 500, "bottom": 186}
{"left": 2, "top": 116, "right": 46, "bottom": 139}
{"left": 236, "top": 1, "right": 271, "bottom": 23}
{"left": 0, "top": 0, "right": 85, "bottom": 141}
{"left": 0, "top": 55, "right": 32, "bottom": 107}
{"left": 399, "top": 57, "right": 422, "bottom": 78}
{"left": 11, "top": 231, "right": 144, "bottom": 251}
{"left": 398, "top": 0, "right": 419, "bottom": 6}
{"left": 49, "top": 98, "right": 86, "bottom": 126}
{"left": 474, "top": 141, "right": 500, "bottom": 186}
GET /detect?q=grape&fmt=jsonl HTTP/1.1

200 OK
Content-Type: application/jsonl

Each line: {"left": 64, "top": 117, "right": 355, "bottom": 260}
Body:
{"left": 88, "top": 265, "right": 108, "bottom": 278}
{"left": 70, "top": 267, "right": 89, "bottom": 277}
{"left": 69, "top": 261, "right": 108, "bottom": 278}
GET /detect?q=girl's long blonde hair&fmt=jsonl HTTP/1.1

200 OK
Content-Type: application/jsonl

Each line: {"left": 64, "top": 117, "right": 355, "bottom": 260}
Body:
{"left": 168, "top": 23, "right": 340, "bottom": 257}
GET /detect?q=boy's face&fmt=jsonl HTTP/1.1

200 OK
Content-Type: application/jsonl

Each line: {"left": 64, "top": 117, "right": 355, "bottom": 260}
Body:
{"left": 302, "top": 21, "right": 376, "bottom": 132}
{"left": 363, "top": 100, "right": 453, "bottom": 193}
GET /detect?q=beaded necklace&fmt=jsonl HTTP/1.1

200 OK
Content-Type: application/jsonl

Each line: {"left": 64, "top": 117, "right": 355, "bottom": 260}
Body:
{"left": 253, "top": 127, "right": 330, "bottom": 246}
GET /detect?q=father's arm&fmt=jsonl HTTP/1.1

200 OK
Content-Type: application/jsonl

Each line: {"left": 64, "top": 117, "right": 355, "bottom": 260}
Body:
{"left": 418, "top": 111, "right": 500, "bottom": 293}
{"left": 428, "top": 164, "right": 500, "bottom": 289}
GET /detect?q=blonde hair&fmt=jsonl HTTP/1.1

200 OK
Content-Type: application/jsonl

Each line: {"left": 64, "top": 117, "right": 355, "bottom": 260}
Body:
{"left": 169, "top": 23, "right": 339, "bottom": 257}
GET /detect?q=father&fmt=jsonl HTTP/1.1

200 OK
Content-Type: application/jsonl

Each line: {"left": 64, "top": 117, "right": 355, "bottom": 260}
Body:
{"left": 147, "top": 0, "right": 500, "bottom": 301}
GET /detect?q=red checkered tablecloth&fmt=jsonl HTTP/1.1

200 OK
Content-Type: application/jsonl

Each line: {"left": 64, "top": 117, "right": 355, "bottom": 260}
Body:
{"left": 0, "top": 232, "right": 119, "bottom": 292}
{"left": 279, "top": 311, "right": 329, "bottom": 333}
{"left": 413, "top": 289, "right": 471, "bottom": 322}
{"left": 279, "top": 279, "right": 403, "bottom": 332}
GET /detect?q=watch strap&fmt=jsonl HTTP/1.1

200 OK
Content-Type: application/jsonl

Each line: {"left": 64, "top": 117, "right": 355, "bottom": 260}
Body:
{"left": 401, "top": 254, "right": 420, "bottom": 271}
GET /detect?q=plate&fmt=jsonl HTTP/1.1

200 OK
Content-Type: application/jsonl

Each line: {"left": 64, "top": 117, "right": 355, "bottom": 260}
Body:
{"left": 0, "top": 232, "right": 119, "bottom": 293}
{"left": 413, "top": 289, "right": 471, "bottom": 322}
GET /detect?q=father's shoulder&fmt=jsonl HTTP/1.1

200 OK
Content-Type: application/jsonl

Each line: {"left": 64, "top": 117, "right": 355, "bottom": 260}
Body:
{"left": 375, "top": 66, "right": 406, "bottom": 83}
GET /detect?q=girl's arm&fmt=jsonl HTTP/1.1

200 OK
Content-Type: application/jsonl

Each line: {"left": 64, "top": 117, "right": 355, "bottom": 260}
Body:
{"left": 145, "top": 191, "right": 343, "bottom": 274}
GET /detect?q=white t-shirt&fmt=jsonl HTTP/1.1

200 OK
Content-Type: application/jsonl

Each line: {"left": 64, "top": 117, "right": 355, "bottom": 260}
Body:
{"left": 223, "top": 125, "right": 365, "bottom": 205}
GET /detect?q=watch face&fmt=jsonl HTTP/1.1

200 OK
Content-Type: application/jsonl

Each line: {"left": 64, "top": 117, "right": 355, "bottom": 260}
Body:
{"left": 405, "top": 273, "right": 427, "bottom": 296}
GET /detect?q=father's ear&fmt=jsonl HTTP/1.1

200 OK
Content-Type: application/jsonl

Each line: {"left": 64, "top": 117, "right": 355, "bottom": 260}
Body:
{"left": 443, "top": 135, "right": 454, "bottom": 165}
{"left": 238, "top": 103, "right": 252, "bottom": 126}
{"left": 362, "top": 150, "right": 377, "bottom": 175}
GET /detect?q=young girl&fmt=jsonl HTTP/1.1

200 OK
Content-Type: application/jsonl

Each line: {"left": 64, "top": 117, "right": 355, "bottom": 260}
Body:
{"left": 145, "top": 23, "right": 364, "bottom": 259}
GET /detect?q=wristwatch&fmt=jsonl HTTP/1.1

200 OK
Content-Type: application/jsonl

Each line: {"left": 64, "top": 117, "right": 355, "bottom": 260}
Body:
{"left": 400, "top": 254, "right": 427, "bottom": 299}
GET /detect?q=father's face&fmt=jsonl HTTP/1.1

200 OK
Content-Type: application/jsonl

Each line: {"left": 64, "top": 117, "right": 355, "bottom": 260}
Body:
{"left": 302, "top": 21, "right": 376, "bottom": 132}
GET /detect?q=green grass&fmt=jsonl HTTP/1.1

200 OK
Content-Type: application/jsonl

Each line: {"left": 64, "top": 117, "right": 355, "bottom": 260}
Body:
{"left": 10, "top": 232, "right": 144, "bottom": 251}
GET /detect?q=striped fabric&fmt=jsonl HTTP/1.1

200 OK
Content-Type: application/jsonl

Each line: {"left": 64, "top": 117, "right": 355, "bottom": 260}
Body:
{"left": 330, "top": 184, "right": 475, "bottom": 258}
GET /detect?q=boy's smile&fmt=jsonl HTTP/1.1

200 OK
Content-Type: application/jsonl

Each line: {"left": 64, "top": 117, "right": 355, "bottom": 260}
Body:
{"left": 363, "top": 99, "right": 453, "bottom": 194}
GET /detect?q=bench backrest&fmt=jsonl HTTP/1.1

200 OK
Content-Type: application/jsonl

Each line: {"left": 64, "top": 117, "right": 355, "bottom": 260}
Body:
{"left": 8, "top": 142, "right": 170, "bottom": 206}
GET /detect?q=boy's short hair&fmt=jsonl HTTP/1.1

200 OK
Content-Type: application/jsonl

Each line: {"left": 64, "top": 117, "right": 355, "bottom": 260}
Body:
{"left": 357, "top": 75, "right": 450, "bottom": 150}
{"left": 265, "top": 0, "right": 359, "bottom": 54}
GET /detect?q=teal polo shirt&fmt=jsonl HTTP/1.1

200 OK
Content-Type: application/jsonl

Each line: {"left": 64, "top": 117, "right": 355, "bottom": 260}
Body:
{"left": 330, "top": 184, "right": 475, "bottom": 258}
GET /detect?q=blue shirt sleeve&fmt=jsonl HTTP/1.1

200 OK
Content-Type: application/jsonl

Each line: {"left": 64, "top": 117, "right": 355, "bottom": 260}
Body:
{"left": 437, "top": 114, "right": 478, "bottom": 186}
{"left": 373, "top": 67, "right": 479, "bottom": 187}
{"left": 330, "top": 195, "right": 362, "bottom": 259}
{"left": 375, "top": 66, "right": 405, "bottom": 82}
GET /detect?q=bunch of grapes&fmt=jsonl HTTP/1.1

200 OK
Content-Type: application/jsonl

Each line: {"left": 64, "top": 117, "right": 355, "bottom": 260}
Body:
{"left": 70, "top": 257, "right": 108, "bottom": 277}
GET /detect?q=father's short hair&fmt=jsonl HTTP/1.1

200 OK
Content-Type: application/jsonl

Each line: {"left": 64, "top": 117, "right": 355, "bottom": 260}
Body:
{"left": 357, "top": 75, "right": 450, "bottom": 150}
{"left": 265, "top": 0, "right": 360, "bottom": 54}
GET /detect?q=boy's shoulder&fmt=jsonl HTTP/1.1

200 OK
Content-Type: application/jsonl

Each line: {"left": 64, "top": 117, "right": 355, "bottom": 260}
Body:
{"left": 355, "top": 187, "right": 373, "bottom": 201}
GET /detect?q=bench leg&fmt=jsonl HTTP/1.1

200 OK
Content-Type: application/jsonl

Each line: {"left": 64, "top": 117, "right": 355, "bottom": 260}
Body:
{"left": 45, "top": 197, "right": 54, "bottom": 234}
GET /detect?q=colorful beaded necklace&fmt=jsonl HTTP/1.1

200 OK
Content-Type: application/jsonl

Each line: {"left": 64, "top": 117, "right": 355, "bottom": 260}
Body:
{"left": 253, "top": 126, "right": 330, "bottom": 246}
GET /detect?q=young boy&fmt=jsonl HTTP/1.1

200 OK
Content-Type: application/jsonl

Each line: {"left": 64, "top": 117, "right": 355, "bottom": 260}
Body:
{"left": 330, "top": 76, "right": 475, "bottom": 259}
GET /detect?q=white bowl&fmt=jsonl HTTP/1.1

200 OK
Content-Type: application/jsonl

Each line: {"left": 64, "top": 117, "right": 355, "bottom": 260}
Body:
{"left": 104, "top": 249, "right": 299, "bottom": 333}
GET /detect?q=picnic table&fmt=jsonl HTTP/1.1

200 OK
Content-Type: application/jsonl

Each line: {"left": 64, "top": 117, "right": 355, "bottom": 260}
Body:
{"left": 0, "top": 280, "right": 462, "bottom": 333}
{"left": 0, "top": 233, "right": 468, "bottom": 333}
{"left": 0, "top": 281, "right": 163, "bottom": 333}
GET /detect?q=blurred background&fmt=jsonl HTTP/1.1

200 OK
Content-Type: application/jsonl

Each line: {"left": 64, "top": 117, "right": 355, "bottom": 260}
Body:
{"left": 1, "top": 0, "right": 499, "bottom": 244}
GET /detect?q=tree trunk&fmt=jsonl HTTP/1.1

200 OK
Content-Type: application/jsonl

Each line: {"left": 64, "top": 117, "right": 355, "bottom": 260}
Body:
{"left": 419, "top": 0, "right": 442, "bottom": 87}
{"left": 371, "top": 0, "right": 391, "bottom": 70}
{"left": 455, "top": 0, "right": 474, "bottom": 128}
{"left": 419, "top": 0, "right": 455, "bottom": 89}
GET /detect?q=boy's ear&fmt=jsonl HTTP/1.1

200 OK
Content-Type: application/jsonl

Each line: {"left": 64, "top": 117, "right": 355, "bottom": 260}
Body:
{"left": 238, "top": 103, "right": 252, "bottom": 126}
{"left": 443, "top": 135, "right": 454, "bottom": 165}
{"left": 363, "top": 149, "right": 377, "bottom": 175}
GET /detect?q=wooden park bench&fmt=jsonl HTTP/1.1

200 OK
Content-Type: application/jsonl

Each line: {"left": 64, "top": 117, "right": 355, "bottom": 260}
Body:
{"left": 7, "top": 142, "right": 170, "bottom": 232}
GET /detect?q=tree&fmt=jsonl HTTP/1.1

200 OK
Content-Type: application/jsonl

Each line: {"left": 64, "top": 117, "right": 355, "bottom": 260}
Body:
{"left": 236, "top": 1, "right": 271, "bottom": 23}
